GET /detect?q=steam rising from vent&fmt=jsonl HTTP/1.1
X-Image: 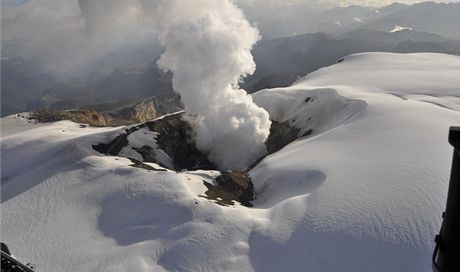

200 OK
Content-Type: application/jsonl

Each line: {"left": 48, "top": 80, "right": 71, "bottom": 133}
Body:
{"left": 75, "top": 0, "right": 271, "bottom": 169}
{"left": 5, "top": 0, "right": 271, "bottom": 170}
{"left": 153, "top": 0, "right": 272, "bottom": 170}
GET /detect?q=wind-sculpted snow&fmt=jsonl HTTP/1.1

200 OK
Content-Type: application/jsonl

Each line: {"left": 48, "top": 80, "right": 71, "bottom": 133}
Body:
{"left": 297, "top": 52, "right": 460, "bottom": 100}
{"left": 1, "top": 53, "right": 460, "bottom": 271}
{"left": 253, "top": 88, "right": 368, "bottom": 138}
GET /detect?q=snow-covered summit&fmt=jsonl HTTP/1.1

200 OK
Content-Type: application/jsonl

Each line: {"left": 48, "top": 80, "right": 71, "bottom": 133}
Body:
{"left": 1, "top": 52, "right": 459, "bottom": 271}
{"left": 390, "top": 25, "right": 413, "bottom": 32}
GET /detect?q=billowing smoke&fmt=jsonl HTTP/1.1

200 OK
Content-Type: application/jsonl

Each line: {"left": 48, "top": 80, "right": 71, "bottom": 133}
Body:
{"left": 151, "top": 0, "right": 271, "bottom": 170}
{"left": 75, "top": 0, "right": 272, "bottom": 169}
{"left": 3, "top": 0, "right": 272, "bottom": 170}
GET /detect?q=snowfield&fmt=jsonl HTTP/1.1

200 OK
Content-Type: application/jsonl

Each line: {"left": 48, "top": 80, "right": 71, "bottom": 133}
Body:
{"left": 1, "top": 52, "right": 460, "bottom": 271}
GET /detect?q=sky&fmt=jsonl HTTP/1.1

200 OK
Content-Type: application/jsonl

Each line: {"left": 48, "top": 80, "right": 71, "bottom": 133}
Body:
{"left": 236, "top": 0, "right": 460, "bottom": 8}
{"left": 2, "top": 0, "right": 459, "bottom": 74}
{"left": 338, "top": 0, "right": 460, "bottom": 6}
{"left": 2, "top": 0, "right": 460, "bottom": 8}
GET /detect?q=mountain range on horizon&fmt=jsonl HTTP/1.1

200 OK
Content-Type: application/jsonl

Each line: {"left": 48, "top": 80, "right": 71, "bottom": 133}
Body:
{"left": 2, "top": 1, "right": 460, "bottom": 117}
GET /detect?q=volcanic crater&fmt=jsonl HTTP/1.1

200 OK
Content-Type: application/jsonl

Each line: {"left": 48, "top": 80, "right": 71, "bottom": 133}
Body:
{"left": 92, "top": 111, "right": 310, "bottom": 207}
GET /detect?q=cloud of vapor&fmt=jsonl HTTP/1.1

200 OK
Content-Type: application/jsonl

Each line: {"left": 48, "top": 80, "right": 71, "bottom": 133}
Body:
{"left": 1, "top": 0, "right": 159, "bottom": 77}
{"left": 151, "top": 0, "right": 272, "bottom": 170}
{"left": 2, "top": 0, "right": 271, "bottom": 169}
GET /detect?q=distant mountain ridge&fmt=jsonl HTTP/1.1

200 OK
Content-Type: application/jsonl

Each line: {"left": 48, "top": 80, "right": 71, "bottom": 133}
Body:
{"left": 242, "top": 27, "right": 460, "bottom": 92}
{"left": 249, "top": 1, "right": 460, "bottom": 40}
{"left": 363, "top": 2, "right": 460, "bottom": 40}
{"left": 2, "top": 1, "right": 460, "bottom": 116}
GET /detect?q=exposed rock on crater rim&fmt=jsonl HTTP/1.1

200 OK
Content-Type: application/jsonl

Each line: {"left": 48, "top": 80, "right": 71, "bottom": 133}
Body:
{"left": 91, "top": 111, "right": 305, "bottom": 207}
{"left": 92, "top": 111, "right": 304, "bottom": 172}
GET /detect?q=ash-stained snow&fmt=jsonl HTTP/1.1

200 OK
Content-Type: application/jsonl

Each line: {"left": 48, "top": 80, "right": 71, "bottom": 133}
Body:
{"left": 1, "top": 53, "right": 459, "bottom": 271}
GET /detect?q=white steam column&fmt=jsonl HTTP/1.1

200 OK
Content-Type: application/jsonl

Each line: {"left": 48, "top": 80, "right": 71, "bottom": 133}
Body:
{"left": 155, "top": 0, "right": 271, "bottom": 170}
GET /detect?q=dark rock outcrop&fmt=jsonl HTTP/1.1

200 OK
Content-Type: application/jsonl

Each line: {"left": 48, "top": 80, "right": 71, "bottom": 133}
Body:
{"left": 145, "top": 113, "right": 216, "bottom": 171}
{"left": 266, "top": 121, "right": 302, "bottom": 154}
{"left": 132, "top": 145, "right": 157, "bottom": 163}
{"left": 203, "top": 171, "right": 255, "bottom": 207}
{"left": 128, "top": 158, "right": 167, "bottom": 172}
{"left": 92, "top": 112, "right": 216, "bottom": 171}
{"left": 92, "top": 133, "right": 129, "bottom": 156}
{"left": 246, "top": 120, "right": 310, "bottom": 171}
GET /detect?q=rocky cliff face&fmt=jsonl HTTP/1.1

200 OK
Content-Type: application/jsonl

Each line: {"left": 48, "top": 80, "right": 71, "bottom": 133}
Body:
{"left": 84, "top": 93, "right": 182, "bottom": 125}
{"left": 29, "top": 94, "right": 182, "bottom": 127}
{"left": 145, "top": 113, "right": 216, "bottom": 171}
{"left": 104, "top": 98, "right": 158, "bottom": 125}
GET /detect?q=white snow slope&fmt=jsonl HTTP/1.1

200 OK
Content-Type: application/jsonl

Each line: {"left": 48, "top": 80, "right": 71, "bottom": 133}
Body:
{"left": 1, "top": 52, "right": 460, "bottom": 272}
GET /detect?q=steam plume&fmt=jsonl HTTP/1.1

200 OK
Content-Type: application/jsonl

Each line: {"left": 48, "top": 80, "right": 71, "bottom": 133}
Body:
{"left": 152, "top": 0, "right": 272, "bottom": 170}
{"left": 3, "top": 0, "right": 271, "bottom": 170}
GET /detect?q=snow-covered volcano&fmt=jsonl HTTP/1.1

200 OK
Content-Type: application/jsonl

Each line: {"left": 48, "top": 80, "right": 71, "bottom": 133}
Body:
{"left": 1, "top": 52, "right": 459, "bottom": 271}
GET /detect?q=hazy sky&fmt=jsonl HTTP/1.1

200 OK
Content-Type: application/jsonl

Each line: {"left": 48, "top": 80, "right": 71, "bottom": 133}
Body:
{"left": 237, "top": 0, "right": 460, "bottom": 8}
{"left": 3, "top": 0, "right": 460, "bottom": 8}
{"left": 2, "top": 0, "right": 459, "bottom": 73}
{"left": 336, "top": 0, "right": 460, "bottom": 6}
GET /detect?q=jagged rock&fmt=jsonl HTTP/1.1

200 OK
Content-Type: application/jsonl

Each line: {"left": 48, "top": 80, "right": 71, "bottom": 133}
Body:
{"left": 146, "top": 113, "right": 216, "bottom": 171}
{"left": 106, "top": 98, "right": 157, "bottom": 124}
{"left": 203, "top": 171, "right": 255, "bottom": 207}
{"left": 266, "top": 120, "right": 311, "bottom": 155}
{"left": 128, "top": 158, "right": 167, "bottom": 171}
{"left": 266, "top": 121, "right": 301, "bottom": 154}
{"left": 132, "top": 145, "right": 157, "bottom": 163}
{"left": 92, "top": 112, "right": 215, "bottom": 171}
{"left": 92, "top": 124, "right": 146, "bottom": 155}
{"left": 246, "top": 120, "right": 310, "bottom": 172}
{"left": 92, "top": 133, "right": 129, "bottom": 156}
